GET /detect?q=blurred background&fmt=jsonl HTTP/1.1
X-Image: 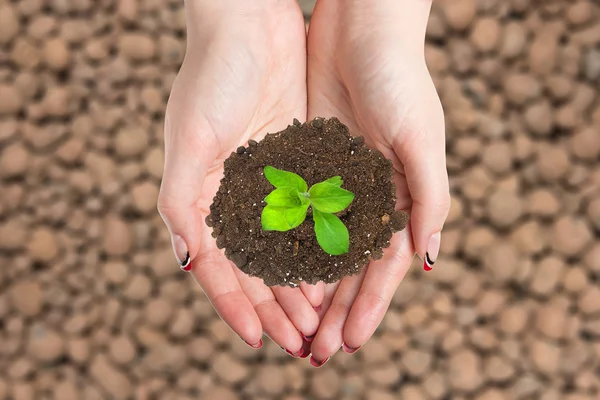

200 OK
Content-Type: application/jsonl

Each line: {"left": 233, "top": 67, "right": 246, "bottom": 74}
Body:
{"left": 1, "top": 0, "right": 599, "bottom": 399}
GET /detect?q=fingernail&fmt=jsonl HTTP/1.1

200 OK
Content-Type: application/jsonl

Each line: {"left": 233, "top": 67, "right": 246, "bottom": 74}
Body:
{"left": 423, "top": 232, "right": 441, "bottom": 272}
{"left": 342, "top": 343, "right": 361, "bottom": 354}
{"left": 310, "top": 355, "right": 330, "bottom": 368}
{"left": 301, "top": 332, "right": 315, "bottom": 343}
{"left": 171, "top": 235, "right": 191, "bottom": 271}
{"left": 282, "top": 347, "right": 303, "bottom": 357}
{"left": 244, "top": 339, "right": 262, "bottom": 349}
{"left": 299, "top": 348, "right": 311, "bottom": 358}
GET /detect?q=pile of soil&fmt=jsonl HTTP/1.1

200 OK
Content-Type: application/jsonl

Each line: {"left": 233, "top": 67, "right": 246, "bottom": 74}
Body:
{"left": 207, "top": 118, "right": 409, "bottom": 286}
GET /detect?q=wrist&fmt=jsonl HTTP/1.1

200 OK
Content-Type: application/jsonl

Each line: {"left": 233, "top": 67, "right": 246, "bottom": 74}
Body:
{"left": 186, "top": 0, "right": 299, "bottom": 25}
{"left": 330, "top": 0, "right": 431, "bottom": 56}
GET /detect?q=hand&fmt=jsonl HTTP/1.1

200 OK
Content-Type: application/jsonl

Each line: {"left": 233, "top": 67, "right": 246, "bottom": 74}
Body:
{"left": 306, "top": 0, "right": 450, "bottom": 365}
{"left": 157, "top": 1, "right": 323, "bottom": 354}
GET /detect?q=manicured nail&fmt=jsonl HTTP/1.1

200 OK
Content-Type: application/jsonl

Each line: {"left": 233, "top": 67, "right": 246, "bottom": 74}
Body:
{"left": 423, "top": 232, "right": 441, "bottom": 272}
{"left": 171, "top": 235, "right": 191, "bottom": 271}
{"left": 309, "top": 355, "right": 330, "bottom": 368}
{"left": 342, "top": 343, "right": 361, "bottom": 354}
{"left": 282, "top": 347, "right": 303, "bottom": 357}
{"left": 299, "top": 348, "right": 311, "bottom": 358}
{"left": 288, "top": 349, "right": 304, "bottom": 357}
{"left": 301, "top": 332, "right": 315, "bottom": 343}
{"left": 244, "top": 339, "right": 262, "bottom": 349}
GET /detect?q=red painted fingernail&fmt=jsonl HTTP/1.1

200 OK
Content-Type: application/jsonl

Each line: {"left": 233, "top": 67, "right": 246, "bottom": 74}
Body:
{"left": 299, "top": 348, "right": 311, "bottom": 358}
{"left": 423, "top": 232, "right": 440, "bottom": 272}
{"left": 301, "top": 332, "right": 315, "bottom": 342}
{"left": 244, "top": 339, "right": 262, "bottom": 349}
{"left": 284, "top": 348, "right": 303, "bottom": 357}
{"left": 310, "top": 355, "right": 329, "bottom": 368}
{"left": 173, "top": 235, "right": 191, "bottom": 271}
{"left": 342, "top": 343, "right": 361, "bottom": 354}
{"left": 423, "top": 256, "right": 433, "bottom": 271}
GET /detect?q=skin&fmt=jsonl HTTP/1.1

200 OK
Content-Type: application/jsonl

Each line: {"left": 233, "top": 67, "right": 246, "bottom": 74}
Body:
{"left": 158, "top": 0, "right": 450, "bottom": 363}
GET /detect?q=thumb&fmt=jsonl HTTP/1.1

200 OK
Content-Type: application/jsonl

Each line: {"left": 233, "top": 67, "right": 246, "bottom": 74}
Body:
{"left": 392, "top": 96, "right": 449, "bottom": 272}
{"left": 157, "top": 118, "right": 218, "bottom": 271}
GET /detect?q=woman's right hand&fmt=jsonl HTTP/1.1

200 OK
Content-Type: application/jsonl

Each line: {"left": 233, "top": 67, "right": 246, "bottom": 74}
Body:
{"left": 157, "top": 0, "right": 323, "bottom": 354}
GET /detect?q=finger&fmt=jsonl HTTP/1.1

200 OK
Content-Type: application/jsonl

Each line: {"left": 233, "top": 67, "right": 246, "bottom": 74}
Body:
{"left": 271, "top": 286, "right": 320, "bottom": 340}
{"left": 232, "top": 268, "right": 305, "bottom": 356}
{"left": 316, "top": 282, "right": 340, "bottom": 318}
{"left": 309, "top": 270, "right": 366, "bottom": 367}
{"left": 157, "top": 116, "right": 218, "bottom": 269}
{"left": 192, "top": 249, "right": 263, "bottom": 347}
{"left": 343, "top": 226, "right": 415, "bottom": 350}
{"left": 300, "top": 281, "right": 325, "bottom": 310}
{"left": 391, "top": 82, "right": 449, "bottom": 270}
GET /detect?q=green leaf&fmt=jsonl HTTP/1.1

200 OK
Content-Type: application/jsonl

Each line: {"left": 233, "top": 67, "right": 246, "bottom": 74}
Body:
{"left": 313, "top": 209, "right": 350, "bottom": 255}
{"left": 324, "top": 176, "right": 343, "bottom": 187}
{"left": 264, "top": 166, "right": 308, "bottom": 192}
{"left": 308, "top": 181, "right": 354, "bottom": 213}
{"left": 264, "top": 188, "right": 301, "bottom": 207}
{"left": 261, "top": 204, "right": 308, "bottom": 232}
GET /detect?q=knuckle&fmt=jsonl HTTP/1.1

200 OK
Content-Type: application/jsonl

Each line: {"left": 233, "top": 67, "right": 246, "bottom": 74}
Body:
{"left": 436, "top": 191, "right": 451, "bottom": 218}
{"left": 156, "top": 193, "right": 180, "bottom": 219}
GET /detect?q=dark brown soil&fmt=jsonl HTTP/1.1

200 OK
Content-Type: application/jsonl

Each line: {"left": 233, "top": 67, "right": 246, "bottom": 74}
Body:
{"left": 207, "top": 117, "right": 409, "bottom": 287}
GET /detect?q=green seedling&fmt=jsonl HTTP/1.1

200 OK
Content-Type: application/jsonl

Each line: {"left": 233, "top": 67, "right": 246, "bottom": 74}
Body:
{"left": 261, "top": 166, "right": 354, "bottom": 255}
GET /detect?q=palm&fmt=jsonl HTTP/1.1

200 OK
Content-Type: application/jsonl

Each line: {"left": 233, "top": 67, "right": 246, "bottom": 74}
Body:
{"left": 165, "top": 4, "right": 319, "bottom": 351}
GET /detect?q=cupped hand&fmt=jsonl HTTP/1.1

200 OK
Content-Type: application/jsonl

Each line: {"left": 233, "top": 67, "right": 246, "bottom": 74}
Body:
{"left": 157, "top": 1, "right": 323, "bottom": 354}
{"left": 306, "top": 0, "right": 450, "bottom": 365}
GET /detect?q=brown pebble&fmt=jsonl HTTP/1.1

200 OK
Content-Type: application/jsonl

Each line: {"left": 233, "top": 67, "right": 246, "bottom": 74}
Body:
{"left": 119, "top": 33, "right": 156, "bottom": 61}
{"left": 27, "top": 226, "right": 59, "bottom": 263}
{"left": 504, "top": 73, "right": 541, "bottom": 105}
{"left": 0, "top": 4, "right": 20, "bottom": 44}
{"left": 200, "top": 386, "right": 240, "bottom": 400}
{"left": 448, "top": 349, "right": 483, "bottom": 392}
{"left": 551, "top": 216, "right": 592, "bottom": 257}
{"left": 536, "top": 144, "right": 570, "bottom": 182}
{"left": 536, "top": 302, "right": 568, "bottom": 340}
{"left": 27, "top": 324, "right": 65, "bottom": 363}
{"left": 102, "top": 216, "right": 133, "bottom": 256}
{"left": 109, "top": 335, "right": 137, "bottom": 365}
{"left": 90, "top": 355, "right": 133, "bottom": 400}
{"left": 527, "top": 190, "right": 560, "bottom": 220}
{"left": 482, "top": 141, "right": 512, "bottom": 175}
{"left": 524, "top": 100, "right": 553, "bottom": 136}
{"left": 441, "top": 0, "right": 477, "bottom": 31}
{"left": 470, "top": 17, "right": 501, "bottom": 53}
{"left": 500, "top": 21, "right": 527, "bottom": 59}
{"left": 486, "top": 189, "right": 523, "bottom": 229}
{"left": 123, "top": 273, "right": 152, "bottom": 301}
{"left": 10, "top": 281, "right": 43, "bottom": 317}
{"left": 213, "top": 353, "right": 250, "bottom": 385}
{"left": 0, "top": 84, "right": 24, "bottom": 115}
{"left": 402, "top": 349, "right": 432, "bottom": 377}
{"left": 567, "top": 1, "right": 593, "bottom": 26}
{"left": 0, "top": 142, "right": 29, "bottom": 178}
{"left": 53, "top": 381, "right": 80, "bottom": 400}
{"left": 530, "top": 256, "right": 565, "bottom": 296}
{"left": 131, "top": 180, "right": 159, "bottom": 215}
{"left": 531, "top": 339, "right": 561, "bottom": 376}
{"left": 257, "top": 364, "right": 287, "bottom": 396}
{"left": 117, "top": 0, "right": 138, "bottom": 22}
{"left": 529, "top": 32, "right": 558, "bottom": 76}
{"left": 43, "top": 37, "right": 70, "bottom": 70}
